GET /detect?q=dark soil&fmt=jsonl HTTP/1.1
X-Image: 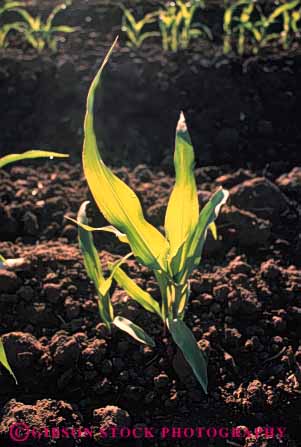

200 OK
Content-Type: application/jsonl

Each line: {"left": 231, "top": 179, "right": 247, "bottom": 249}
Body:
{"left": 1, "top": 0, "right": 301, "bottom": 166}
{"left": 1, "top": 0, "right": 301, "bottom": 445}
{"left": 0, "top": 160, "right": 301, "bottom": 446}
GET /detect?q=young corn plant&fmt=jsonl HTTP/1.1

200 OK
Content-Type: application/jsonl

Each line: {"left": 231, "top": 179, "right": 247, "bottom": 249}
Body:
{"left": 223, "top": 0, "right": 301, "bottom": 55}
{"left": 0, "top": 22, "right": 23, "bottom": 47}
{"left": 71, "top": 39, "right": 228, "bottom": 393}
{"left": 159, "top": 0, "right": 211, "bottom": 52}
{"left": 223, "top": 0, "right": 264, "bottom": 55}
{"left": 6, "top": 3, "right": 75, "bottom": 52}
{"left": 0, "top": 149, "right": 69, "bottom": 383}
{"left": 0, "top": 1, "right": 25, "bottom": 48}
{"left": 121, "top": 6, "right": 160, "bottom": 48}
{"left": 262, "top": 0, "right": 301, "bottom": 51}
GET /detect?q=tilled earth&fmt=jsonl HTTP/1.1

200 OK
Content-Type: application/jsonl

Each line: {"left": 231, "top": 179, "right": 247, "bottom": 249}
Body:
{"left": 0, "top": 160, "right": 301, "bottom": 446}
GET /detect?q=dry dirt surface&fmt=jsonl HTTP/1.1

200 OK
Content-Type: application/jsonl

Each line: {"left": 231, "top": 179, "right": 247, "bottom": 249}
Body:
{"left": 0, "top": 160, "right": 300, "bottom": 446}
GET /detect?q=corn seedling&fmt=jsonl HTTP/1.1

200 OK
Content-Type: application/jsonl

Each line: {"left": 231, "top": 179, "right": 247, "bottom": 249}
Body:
{"left": 264, "top": 0, "right": 301, "bottom": 50}
{"left": 0, "top": 1, "right": 24, "bottom": 14}
{"left": 0, "top": 1, "right": 25, "bottom": 48}
{"left": 70, "top": 39, "right": 228, "bottom": 393}
{"left": 223, "top": 0, "right": 301, "bottom": 55}
{"left": 0, "top": 149, "right": 69, "bottom": 383}
{"left": 3, "top": 2, "right": 75, "bottom": 52}
{"left": 0, "top": 21, "right": 23, "bottom": 47}
{"left": 121, "top": 6, "right": 160, "bottom": 48}
{"left": 223, "top": 0, "right": 263, "bottom": 55}
{"left": 159, "top": 0, "right": 212, "bottom": 52}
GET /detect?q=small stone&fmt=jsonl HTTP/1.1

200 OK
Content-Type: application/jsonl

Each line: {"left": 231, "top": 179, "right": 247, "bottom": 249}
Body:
{"left": 52, "top": 335, "right": 81, "bottom": 367}
{"left": 62, "top": 224, "right": 77, "bottom": 240}
{"left": 272, "top": 316, "right": 286, "bottom": 332}
{"left": 43, "top": 283, "right": 61, "bottom": 304}
{"left": 154, "top": 373, "right": 170, "bottom": 390}
{"left": 93, "top": 406, "right": 131, "bottom": 440}
{"left": 0, "top": 270, "right": 20, "bottom": 293}
{"left": 17, "top": 285, "right": 34, "bottom": 302}
{"left": 199, "top": 293, "right": 214, "bottom": 306}
{"left": 213, "top": 284, "right": 230, "bottom": 302}
{"left": 82, "top": 339, "right": 107, "bottom": 366}
{"left": 23, "top": 211, "right": 39, "bottom": 236}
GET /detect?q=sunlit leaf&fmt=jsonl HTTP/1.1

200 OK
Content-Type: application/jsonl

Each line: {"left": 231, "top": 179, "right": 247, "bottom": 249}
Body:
{"left": 165, "top": 112, "right": 199, "bottom": 265}
{"left": 113, "top": 316, "right": 155, "bottom": 347}
{"left": 111, "top": 265, "right": 162, "bottom": 317}
{"left": 173, "top": 188, "right": 229, "bottom": 283}
{"left": 77, "top": 201, "right": 104, "bottom": 287}
{"left": 82, "top": 38, "right": 170, "bottom": 271}
{"left": 0, "top": 150, "right": 68, "bottom": 169}
{"left": 66, "top": 214, "right": 129, "bottom": 244}
{"left": 185, "top": 188, "right": 229, "bottom": 275}
{"left": 0, "top": 339, "right": 17, "bottom": 384}
{"left": 167, "top": 317, "right": 207, "bottom": 393}
{"left": 77, "top": 201, "right": 113, "bottom": 325}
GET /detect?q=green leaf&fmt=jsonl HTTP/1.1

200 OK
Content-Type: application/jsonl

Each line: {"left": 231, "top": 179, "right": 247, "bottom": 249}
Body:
{"left": 0, "top": 2, "right": 25, "bottom": 15}
{"left": 82, "top": 38, "right": 170, "bottom": 271}
{"left": 165, "top": 112, "right": 199, "bottom": 267}
{"left": 0, "top": 339, "right": 17, "bottom": 384}
{"left": 50, "top": 26, "right": 76, "bottom": 33}
{"left": 209, "top": 222, "right": 217, "bottom": 240}
{"left": 77, "top": 201, "right": 113, "bottom": 325}
{"left": 176, "top": 188, "right": 229, "bottom": 282}
{"left": 111, "top": 266, "right": 162, "bottom": 317}
{"left": 267, "top": 0, "right": 300, "bottom": 24}
{"left": 66, "top": 214, "right": 129, "bottom": 244}
{"left": 0, "top": 254, "right": 6, "bottom": 269}
{"left": 0, "top": 150, "right": 69, "bottom": 169}
{"left": 77, "top": 201, "right": 104, "bottom": 287}
{"left": 113, "top": 316, "right": 155, "bottom": 347}
{"left": 46, "top": 3, "right": 69, "bottom": 29}
{"left": 167, "top": 317, "right": 207, "bottom": 393}
{"left": 187, "top": 188, "right": 228, "bottom": 269}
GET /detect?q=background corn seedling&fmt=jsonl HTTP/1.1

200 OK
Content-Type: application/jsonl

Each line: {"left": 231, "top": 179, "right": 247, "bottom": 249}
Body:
{"left": 121, "top": 6, "right": 160, "bottom": 48}
{"left": 223, "top": 0, "right": 301, "bottom": 55}
{"left": 0, "top": 150, "right": 69, "bottom": 383}
{"left": 0, "top": 1, "right": 25, "bottom": 48}
{"left": 0, "top": 1, "right": 75, "bottom": 52}
{"left": 70, "top": 39, "right": 228, "bottom": 393}
{"left": 159, "top": 0, "right": 212, "bottom": 52}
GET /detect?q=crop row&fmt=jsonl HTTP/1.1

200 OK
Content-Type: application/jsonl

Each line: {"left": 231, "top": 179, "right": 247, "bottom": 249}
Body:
{"left": 0, "top": 0, "right": 301, "bottom": 55}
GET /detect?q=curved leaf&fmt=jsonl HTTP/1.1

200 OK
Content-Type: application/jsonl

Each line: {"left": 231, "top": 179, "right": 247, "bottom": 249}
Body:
{"left": 175, "top": 188, "right": 229, "bottom": 283}
{"left": 66, "top": 214, "right": 129, "bottom": 244}
{"left": 113, "top": 316, "right": 155, "bottom": 347}
{"left": 77, "top": 201, "right": 113, "bottom": 325}
{"left": 0, "top": 150, "right": 68, "bottom": 169}
{"left": 165, "top": 112, "right": 199, "bottom": 263}
{"left": 0, "top": 339, "right": 17, "bottom": 384}
{"left": 77, "top": 201, "right": 104, "bottom": 286}
{"left": 82, "top": 38, "right": 169, "bottom": 271}
{"left": 167, "top": 317, "right": 207, "bottom": 393}
{"left": 111, "top": 265, "right": 162, "bottom": 317}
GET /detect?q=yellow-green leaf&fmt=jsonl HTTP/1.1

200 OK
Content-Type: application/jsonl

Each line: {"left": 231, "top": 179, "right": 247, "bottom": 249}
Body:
{"left": 77, "top": 201, "right": 113, "bottom": 326}
{"left": 111, "top": 265, "right": 162, "bottom": 317}
{"left": 77, "top": 201, "right": 104, "bottom": 287}
{"left": 165, "top": 112, "right": 199, "bottom": 262}
{"left": 184, "top": 188, "right": 229, "bottom": 276}
{"left": 167, "top": 317, "right": 207, "bottom": 393}
{"left": 0, "top": 339, "right": 17, "bottom": 384}
{"left": 209, "top": 222, "right": 217, "bottom": 240}
{"left": 66, "top": 214, "right": 129, "bottom": 244}
{"left": 113, "top": 316, "right": 155, "bottom": 347}
{"left": 82, "top": 38, "right": 169, "bottom": 271}
{"left": 0, "top": 150, "right": 68, "bottom": 169}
